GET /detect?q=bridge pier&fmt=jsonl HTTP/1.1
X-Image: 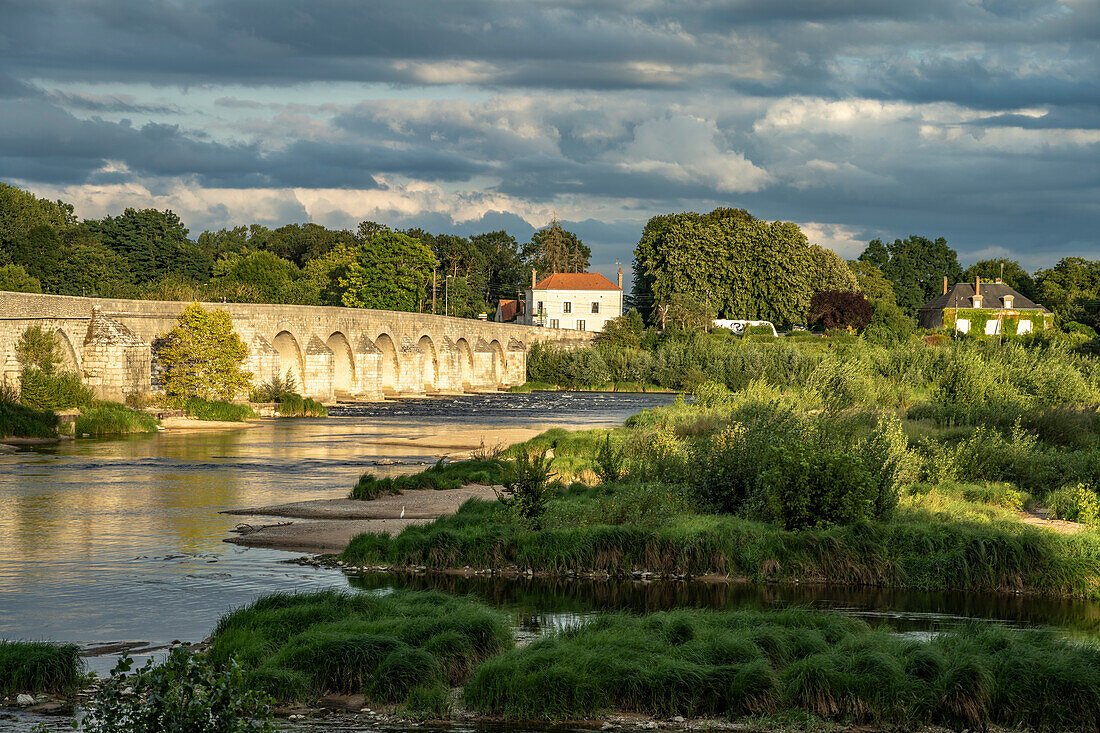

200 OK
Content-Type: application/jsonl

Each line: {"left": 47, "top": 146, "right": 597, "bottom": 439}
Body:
{"left": 0, "top": 292, "right": 595, "bottom": 403}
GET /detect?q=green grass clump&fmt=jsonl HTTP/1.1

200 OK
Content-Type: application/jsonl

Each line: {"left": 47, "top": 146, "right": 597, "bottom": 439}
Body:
{"left": 175, "top": 397, "right": 256, "bottom": 422}
{"left": 463, "top": 609, "right": 1100, "bottom": 729}
{"left": 18, "top": 368, "right": 95, "bottom": 411}
{"left": 507, "top": 381, "right": 557, "bottom": 393}
{"left": 0, "top": 640, "right": 84, "bottom": 695}
{"left": 343, "top": 498, "right": 1100, "bottom": 598}
{"left": 74, "top": 400, "right": 158, "bottom": 436}
{"left": 0, "top": 400, "right": 59, "bottom": 439}
{"left": 350, "top": 459, "right": 506, "bottom": 500}
{"left": 277, "top": 393, "right": 327, "bottom": 417}
{"left": 207, "top": 589, "right": 511, "bottom": 705}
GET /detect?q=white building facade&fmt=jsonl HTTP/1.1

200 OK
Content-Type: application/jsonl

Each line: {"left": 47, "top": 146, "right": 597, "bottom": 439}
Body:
{"left": 520, "top": 271, "right": 623, "bottom": 331}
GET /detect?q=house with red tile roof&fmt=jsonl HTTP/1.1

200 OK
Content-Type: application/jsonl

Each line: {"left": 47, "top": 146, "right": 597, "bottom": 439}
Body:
{"left": 518, "top": 269, "right": 623, "bottom": 331}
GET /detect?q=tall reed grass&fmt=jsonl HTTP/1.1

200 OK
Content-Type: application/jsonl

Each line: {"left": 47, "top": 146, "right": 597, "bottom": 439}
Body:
{"left": 74, "top": 400, "right": 158, "bottom": 436}
{"left": 0, "top": 640, "right": 84, "bottom": 694}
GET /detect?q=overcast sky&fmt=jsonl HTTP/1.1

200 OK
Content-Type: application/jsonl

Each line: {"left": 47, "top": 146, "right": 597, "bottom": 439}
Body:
{"left": 2, "top": 0, "right": 1098, "bottom": 279}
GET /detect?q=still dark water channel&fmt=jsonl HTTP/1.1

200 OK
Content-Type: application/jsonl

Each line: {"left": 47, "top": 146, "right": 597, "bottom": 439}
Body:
{"left": 3, "top": 391, "right": 1100, "bottom": 730}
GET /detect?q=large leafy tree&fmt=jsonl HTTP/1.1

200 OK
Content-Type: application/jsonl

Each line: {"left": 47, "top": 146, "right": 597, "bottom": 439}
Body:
{"left": 0, "top": 183, "right": 75, "bottom": 262}
{"left": 1034, "top": 257, "right": 1100, "bottom": 327}
{"left": 632, "top": 207, "right": 855, "bottom": 327}
{"left": 963, "top": 258, "right": 1036, "bottom": 301}
{"left": 0, "top": 264, "right": 41, "bottom": 293}
{"left": 88, "top": 208, "right": 211, "bottom": 284}
{"left": 338, "top": 232, "right": 438, "bottom": 311}
{"left": 858, "top": 236, "right": 962, "bottom": 315}
{"left": 849, "top": 260, "right": 897, "bottom": 306}
{"left": 522, "top": 219, "right": 590, "bottom": 276}
{"left": 212, "top": 250, "right": 302, "bottom": 303}
{"left": 156, "top": 303, "right": 252, "bottom": 401}
{"left": 471, "top": 230, "right": 526, "bottom": 303}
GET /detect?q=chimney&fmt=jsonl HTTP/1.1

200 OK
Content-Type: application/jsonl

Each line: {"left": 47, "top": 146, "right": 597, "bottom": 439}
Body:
{"left": 975, "top": 275, "right": 981, "bottom": 297}
{"left": 617, "top": 268, "right": 623, "bottom": 289}
{"left": 531, "top": 268, "right": 536, "bottom": 289}
{"left": 943, "top": 276, "right": 948, "bottom": 295}
{"left": 995, "top": 277, "right": 1002, "bottom": 284}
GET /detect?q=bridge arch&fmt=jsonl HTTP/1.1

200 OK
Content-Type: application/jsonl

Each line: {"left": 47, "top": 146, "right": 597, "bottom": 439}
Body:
{"left": 326, "top": 332, "right": 355, "bottom": 396}
{"left": 375, "top": 333, "right": 399, "bottom": 393}
{"left": 489, "top": 339, "right": 506, "bottom": 386}
{"left": 455, "top": 337, "right": 474, "bottom": 390}
{"left": 418, "top": 335, "right": 439, "bottom": 392}
{"left": 272, "top": 331, "right": 304, "bottom": 388}
{"left": 56, "top": 328, "right": 80, "bottom": 373}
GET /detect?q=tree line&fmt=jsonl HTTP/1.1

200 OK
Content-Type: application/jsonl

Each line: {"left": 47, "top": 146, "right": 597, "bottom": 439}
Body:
{"left": 0, "top": 183, "right": 590, "bottom": 319}
{"left": 630, "top": 206, "right": 1100, "bottom": 330}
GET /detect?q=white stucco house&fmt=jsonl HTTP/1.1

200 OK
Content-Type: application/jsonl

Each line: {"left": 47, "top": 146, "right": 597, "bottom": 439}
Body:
{"left": 519, "top": 270, "right": 624, "bottom": 331}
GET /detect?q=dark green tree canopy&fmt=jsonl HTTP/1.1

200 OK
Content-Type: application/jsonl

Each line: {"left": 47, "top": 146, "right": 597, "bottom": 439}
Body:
{"left": 0, "top": 182, "right": 75, "bottom": 261}
{"left": 523, "top": 220, "right": 590, "bottom": 277}
{"left": 859, "top": 236, "right": 961, "bottom": 315}
{"left": 1035, "top": 257, "right": 1100, "bottom": 328}
{"left": 88, "top": 208, "right": 211, "bottom": 284}
{"left": 339, "top": 232, "right": 438, "bottom": 311}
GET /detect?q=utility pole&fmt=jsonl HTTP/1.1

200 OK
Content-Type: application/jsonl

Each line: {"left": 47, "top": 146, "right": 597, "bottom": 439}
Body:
{"left": 445, "top": 275, "right": 450, "bottom": 317}
{"left": 432, "top": 270, "right": 437, "bottom": 314}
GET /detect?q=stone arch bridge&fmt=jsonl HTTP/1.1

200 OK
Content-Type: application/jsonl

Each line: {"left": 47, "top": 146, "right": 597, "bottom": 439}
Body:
{"left": 0, "top": 292, "right": 593, "bottom": 401}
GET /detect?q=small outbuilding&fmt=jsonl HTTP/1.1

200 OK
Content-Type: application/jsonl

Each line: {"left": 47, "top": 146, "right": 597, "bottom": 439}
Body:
{"left": 917, "top": 276, "right": 1053, "bottom": 335}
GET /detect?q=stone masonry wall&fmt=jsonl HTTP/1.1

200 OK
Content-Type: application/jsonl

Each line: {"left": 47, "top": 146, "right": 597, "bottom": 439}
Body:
{"left": 0, "top": 291, "right": 594, "bottom": 401}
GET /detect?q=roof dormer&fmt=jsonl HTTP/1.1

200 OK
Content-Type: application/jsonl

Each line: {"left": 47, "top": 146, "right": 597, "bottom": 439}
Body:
{"left": 1003, "top": 294, "right": 1014, "bottom": 309}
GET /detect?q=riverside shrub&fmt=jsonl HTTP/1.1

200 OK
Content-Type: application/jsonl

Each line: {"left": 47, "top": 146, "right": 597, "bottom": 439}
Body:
{"left": 0, "top": 640, "right": 83, "bottom": 695}
{"left": 19, "top": 367, "right": 94, "bottom": 410}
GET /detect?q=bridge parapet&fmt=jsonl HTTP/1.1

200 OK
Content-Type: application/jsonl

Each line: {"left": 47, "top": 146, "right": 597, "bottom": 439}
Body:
{"left": 0, "top": 291, "right": 594, "bottom": 401}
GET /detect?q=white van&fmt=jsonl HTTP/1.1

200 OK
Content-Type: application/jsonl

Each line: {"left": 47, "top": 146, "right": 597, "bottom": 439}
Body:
{"left": 713, "top": 319, "right": 779, "bottom": 337}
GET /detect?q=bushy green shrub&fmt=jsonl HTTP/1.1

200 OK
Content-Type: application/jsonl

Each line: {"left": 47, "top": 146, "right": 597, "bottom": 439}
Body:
{"left": 175, "top": 397, "right": 256, "bottom": 422}
{"left": 0, "top": 399, "right": 59, "bottom": 438}
{"left": 0, "top": 640, "right": 84, "bottom": 694}
{"left": 594, "top": 434, "right": 625, "bottom": 483}
{"left": 75, "top": 400, "right": 159, "bottom": 436}
{"left": 860, "top": 414, "right": 919, "bottom": 519}
{"left": 1047, "top": 483, "right": 1100, "bottom": 526}
{"left": 249, "top": 370, "right": 299, "bottom": 403}
{"left": 19, "top": 367, "right": 94, "bottom": 410}
{"left": 497, "top": 449, "right": 556, "bottom": 529}
{"left": 80, "top": 649, "right": 274, "bottom": 733}
{"left": 277, "top": 393, "right": 327, "bottom": 417}
{"left": 758, "top": 441, "right": 876, "bottom": 530}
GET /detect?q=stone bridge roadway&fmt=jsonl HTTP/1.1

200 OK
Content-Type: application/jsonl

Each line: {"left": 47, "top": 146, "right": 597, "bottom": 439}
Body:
{"left": 0, "top": 292, "right": 593, "bottom": 401}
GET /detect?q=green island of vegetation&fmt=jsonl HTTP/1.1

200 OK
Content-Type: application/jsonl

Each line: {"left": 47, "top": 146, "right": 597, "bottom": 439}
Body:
{"left": 345, "top": 330, "right": 1100, "bottom": 599}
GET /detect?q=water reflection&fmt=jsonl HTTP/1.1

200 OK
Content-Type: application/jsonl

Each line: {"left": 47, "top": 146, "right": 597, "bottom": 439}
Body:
{"left": 0, "top": 392, "right": 674, "bottom": 656}
{"left": 348, "top": 571, "right": 1100, "bottom": 637}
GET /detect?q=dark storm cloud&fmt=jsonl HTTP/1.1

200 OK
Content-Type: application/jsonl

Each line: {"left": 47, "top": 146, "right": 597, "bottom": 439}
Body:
{"left": 2, "top": 0, "right": 1097, "bottom": 106}
{"left": 0, "top": 99, "right": 490, "bottom": 188}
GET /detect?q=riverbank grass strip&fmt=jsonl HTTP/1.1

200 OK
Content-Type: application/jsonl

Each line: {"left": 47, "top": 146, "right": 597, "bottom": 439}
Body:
{"left": 207, "top": 589, "right": 512, "bottom": 706}
{"left": 463, "top": 609, "right": 1100, "bottom": 730}
{"left": 0, "top": 640, "right": 84, "bottom": 695}
{"left": 344, "top": 499, "right": 1100, "bottom": 598}
{"left": 350, "top": 459, "right": 506, "bottom": 500}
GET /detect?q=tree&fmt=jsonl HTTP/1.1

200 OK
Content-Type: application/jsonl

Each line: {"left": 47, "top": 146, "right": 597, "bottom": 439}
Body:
{"left": 156, "top": 303, "right": 252, "bottom": 401}
{"left": 666, "top": 291, "right": 717, "bottom": 331}
{"left": 471, "top": 230, "right": 525, "bottom": 302}
{"left": 0, "top": 264, "right": 41, "bottom": 293}
{"left": 849, "top": 260, "right": 897, "bottom": 306}
{"left": 863, "top": 300, "right": 915, "bottom": 346}
{"left": 808, "top": 290, "right": 873, "bottom": 331}
{"left": 963, "top": 258, "right": 1036, "bottom": 302}
{"left": 859, "top": 236, "right": 961, "bottom": 315}
{"left": 56, "top": 240, "right": 135, "bottom": 298}
{"left": 523, "top": 219, "right": 590, "bottom": 276}
{"left": 1034, "top": 257, "right": 1100, "bottom": 328}
{"left": 0, "top": 183, "right": 75, "bottom": 260}
{"left": 212, "top": 250, "right": 301, "bottom": 303}
{"left": 338, "top": 232, "right": 438, "bottom": 311}
{"left": 88, "top": 208, "right": 211, "bottom": 284}
{"left": 598, "top": 309, "right": 646, "bottom": 348}
{"left": 632, "top": 207, "right": 853, "bottom": 328}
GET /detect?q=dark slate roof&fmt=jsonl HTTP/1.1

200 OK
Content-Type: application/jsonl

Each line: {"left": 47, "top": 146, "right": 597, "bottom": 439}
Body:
{"left": 920, "top": 282, "right": 1047, "bottom": 312}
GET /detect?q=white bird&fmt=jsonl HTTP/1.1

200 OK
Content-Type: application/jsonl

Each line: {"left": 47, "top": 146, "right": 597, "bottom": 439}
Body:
{"left": 400, "top": 505, "right": 405, "bottom": 518}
